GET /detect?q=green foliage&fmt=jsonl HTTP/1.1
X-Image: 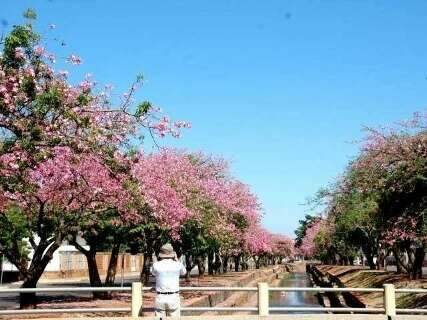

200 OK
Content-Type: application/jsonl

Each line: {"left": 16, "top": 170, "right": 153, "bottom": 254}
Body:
{"left": 294, "top": 214, "right": 318, "bottom": 247}
{"left": 76, "top": 94, "right": 91, "bottom": 107}
{"left": 20, "top": 75, "right": 37, "bottom": 100}
{"left": 136, "top": 73, "right": 144, "bottom": 82}
{"left": 135, "top": 101, "right": 152, "bottom": 118}
{"left": 35, "top": 88, "right": 62, "bottom": 118}
{"left": 179, "top": 220, "right": 209, "bottom": 258}
{"left": 3, "top": 25, "right": 39, "bottom": 68}
{"left": 0, "top": 206, "right": 30, "bottom": 263}
{"left": 313, "top": 227, "right": 331, "bottom": 262}
{"left": 23, "top": 8, "right": 37, "bottom": 21}
{"left": 231, "top": 212, "right": 249, "bottom": 231}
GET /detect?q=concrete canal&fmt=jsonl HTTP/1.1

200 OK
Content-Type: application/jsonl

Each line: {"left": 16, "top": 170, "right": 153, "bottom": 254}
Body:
{"left": 270, "top": 271, "right": 323, "bottom": 313}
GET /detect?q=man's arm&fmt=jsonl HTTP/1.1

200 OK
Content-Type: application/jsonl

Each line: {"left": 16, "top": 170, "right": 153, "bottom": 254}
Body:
{"left": 151, "top": 262, "right": 157, "bottom": 276}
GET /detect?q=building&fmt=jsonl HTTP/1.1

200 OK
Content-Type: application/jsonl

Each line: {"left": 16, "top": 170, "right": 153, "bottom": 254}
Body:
{"left": 0, "top": 238, "right": 144, "bottom": 282}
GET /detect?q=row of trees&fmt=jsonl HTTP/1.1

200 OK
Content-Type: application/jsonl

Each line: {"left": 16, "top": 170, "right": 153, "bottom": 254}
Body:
{"left": 295, "top": 114, "right": 427, "bottom": 280}
{"left": 0, "top": 13, "right": 294, "bottom": 308}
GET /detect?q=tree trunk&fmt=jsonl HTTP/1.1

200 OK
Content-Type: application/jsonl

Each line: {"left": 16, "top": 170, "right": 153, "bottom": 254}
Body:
{"left": 394, "top": 248, "right": 409, "bottom": 274}
{"left": 242, "top": 256, "right": 249, "bottom": 270}
{"left": 412, "top": 246, "right": 425, "bottom": 280}
{"left": 103, "top": 241, "right": 121, "bottom": 299}
{"left": 19, "top": 241, "right": 61, "bottom": 309}
{"left": 207, "top": 251, "right": 214, "bottom": 276}
{"left": 408, "top": 246, "right": 425, "bottom": 280}
{"left": 365, "top": 253, "right": 376, "bottom": 270}
{"left": 185, "top": 255, "right": 193, "bottom": 282}
{"left": 141, "top": 252, "right": 152, "bottom": 285}
{"left": 344, "top": 256, "right": 350, "bottom": 266}
{"left": 255, "top": 256, "right": 260, "bottom": 269}
{"left": 234, "top": 256, "right": 240, "bottom": 272}
{"left": 86, "top": 252, "right": 102, "bottom": 284}
{"left": 20, "top": 277, "right": 38, "bottom": 309}
{"left": 196, "top": 256, "right": 205, "bottom": 277}
{"left": 73, "top": 240, "right": 105, "bottom": 299}
{"left": 86, "top": 252, "right": 107, "bottom": 299}
{"left": 377, "top": 249, "right": 385, "bottom": 270}
{"left": 396, "top": 258, "right": 402, "bottom": 273}
{"left": 105, "top": 241, "right": 121, "bottom": 286}
{"left": 361, "top": 241, "right": 377, "bottom": 270}
{"left": 222, "top": 256, "right": 229, "bottom": 273}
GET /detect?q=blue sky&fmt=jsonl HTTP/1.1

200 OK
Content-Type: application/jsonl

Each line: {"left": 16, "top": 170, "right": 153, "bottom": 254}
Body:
{"left": 3, "top": 1, "right": 427, "bottom": 236}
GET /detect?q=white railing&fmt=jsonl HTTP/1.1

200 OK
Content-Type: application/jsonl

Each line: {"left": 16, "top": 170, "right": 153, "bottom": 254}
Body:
{"left": 0, "top": 283, "right": 426, "bottom": 317}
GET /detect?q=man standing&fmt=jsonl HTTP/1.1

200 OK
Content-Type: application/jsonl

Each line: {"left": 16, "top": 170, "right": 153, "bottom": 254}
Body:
{"left": 152, "top": 243, "right": 186, "bottom": 318}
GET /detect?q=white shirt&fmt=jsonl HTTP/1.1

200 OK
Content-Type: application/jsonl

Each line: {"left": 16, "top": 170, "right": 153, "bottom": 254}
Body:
{"left": 151, "top": 259, "right": 186, "bottom": 293}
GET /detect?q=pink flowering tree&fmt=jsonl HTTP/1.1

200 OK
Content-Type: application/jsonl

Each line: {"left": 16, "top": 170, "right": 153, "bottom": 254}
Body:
{"left": 244, "top": 224, "right": 272, "bottom": 268}
{"left": 0, "top": 12, "right": 188, "bottom": 307}
{"left": 304, "top": 111, "right": 427, "bottom": 275}
{"left": 348, "top": 117, "right": 427, "bottom": 278}
{"left": 299, "top": 219, "right": 326, "bottom": 258}
{"left": 271, "top": 234, "right": 295, "bottom": 264}
{"left": 132, "top": 149, "right": 265, "bottom": 279}
{"left": 131, "top": 149, "right": 203, "bottom": 281}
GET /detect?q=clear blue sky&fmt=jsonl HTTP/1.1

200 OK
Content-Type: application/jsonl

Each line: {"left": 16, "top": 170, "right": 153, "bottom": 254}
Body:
{"left": 3, "top": 1, "right": 427, "bottom": 236}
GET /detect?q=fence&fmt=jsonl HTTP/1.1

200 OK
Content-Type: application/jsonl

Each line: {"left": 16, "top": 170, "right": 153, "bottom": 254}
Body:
{"left": 0, "top": 283, "right": 426, "bottom": 317}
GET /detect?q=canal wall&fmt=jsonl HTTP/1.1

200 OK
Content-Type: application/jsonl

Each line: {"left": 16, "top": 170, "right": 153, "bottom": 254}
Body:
{"left": 307, "top": 264, "right": 378, "bottom": 309}
{"left": 308, "top": 264, "right": 427, "bottom": 310}
{"left": 306, "top": 263, "right": 350, "bottom": 308}
{"left": 184, "top": 265, "right": 287, "bottom": 315}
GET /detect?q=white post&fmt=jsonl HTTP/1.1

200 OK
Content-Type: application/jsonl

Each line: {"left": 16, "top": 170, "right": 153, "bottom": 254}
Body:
{"left": 0, "top": 254, "right": 4, "bottom": 286}
{"left": 131, "top": 282, "right": 142, "bottom": 318}
{"left": 258, "top": 282, "right": 269, "bottom": 316}
{"left": 383, "top": 284, "right": 396, "bottom": 316}
{"left": 121, "top": 254, "right": 125, "bottom": 287}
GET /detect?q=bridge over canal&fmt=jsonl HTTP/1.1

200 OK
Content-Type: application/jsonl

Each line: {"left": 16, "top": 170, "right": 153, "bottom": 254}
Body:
{"left": 0, "top": 282, "right": 425, "bottom": 319}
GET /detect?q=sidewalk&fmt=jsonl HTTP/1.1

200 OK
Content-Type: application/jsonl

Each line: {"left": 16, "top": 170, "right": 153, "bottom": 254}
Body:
{"left": 1, "top": 272, "right": 141, "bottom": 288}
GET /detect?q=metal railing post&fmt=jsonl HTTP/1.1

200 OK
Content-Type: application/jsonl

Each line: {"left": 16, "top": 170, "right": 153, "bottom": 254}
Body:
{"left": 258, "top": 282, "right": 269, "bottom": 316}
{"left": 383, "top": 283, "right": 396, "bottom": 316}
{"left": 131, "top": 282, "right": 142, "bottom": 318}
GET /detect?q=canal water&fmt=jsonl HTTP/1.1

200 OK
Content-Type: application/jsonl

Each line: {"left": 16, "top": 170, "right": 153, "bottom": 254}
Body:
{"left": 270, "top": 272, "right": 323, "bottom": 313}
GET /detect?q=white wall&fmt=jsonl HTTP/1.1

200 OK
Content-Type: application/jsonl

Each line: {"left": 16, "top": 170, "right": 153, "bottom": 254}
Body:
{"left": 1, "top": 236, "right": 89, "bottom": 273}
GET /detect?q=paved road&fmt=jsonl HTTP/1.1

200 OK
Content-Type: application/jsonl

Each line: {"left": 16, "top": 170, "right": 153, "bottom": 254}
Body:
{"left": 0, "top": 273, "right": 142, "bottom": 309}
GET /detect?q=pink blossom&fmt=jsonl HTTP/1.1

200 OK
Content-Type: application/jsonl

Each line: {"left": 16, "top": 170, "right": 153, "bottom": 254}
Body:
{"left": 58, "top": 70, "right": 69, "bottom": 78}
{"left": 33, "top": 45, "right": 45, "bottom": 56}
{"left": 78, "top": 80, "right": 93, "bottom": 92}
{"left": 14, "top": 47, "right": 25, "bottom": 59}
{"left": 47, "top": 53, "right": 56, "bottom": 63}
{"left": 244, "top": 225, "right": 272, "bottom": 255}
{"left": 300, "top": 219, "right": 324, "bottom": 257}
{"left": 67, "top": 54, "right": 82, "bottom": 65}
